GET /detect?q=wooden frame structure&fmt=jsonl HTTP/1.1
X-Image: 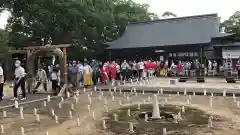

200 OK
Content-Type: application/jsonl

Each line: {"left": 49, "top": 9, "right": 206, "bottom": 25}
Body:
{"left": 9, "top": 44, "right": 72, "bottom": 97}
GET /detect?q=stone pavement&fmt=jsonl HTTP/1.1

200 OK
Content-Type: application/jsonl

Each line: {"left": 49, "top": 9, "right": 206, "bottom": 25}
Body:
{"left": 98, "top": 77, "right": 240, "bottom": 94}
{"left": 1, "top": 77, "right": 239, "bottom": 108}
{"left": 124, "top": 78, "right": 240, "bottom": 89}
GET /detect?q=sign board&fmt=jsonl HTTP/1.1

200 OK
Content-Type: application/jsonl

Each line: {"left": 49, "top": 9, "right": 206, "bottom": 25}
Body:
{"left": 222, "top": 48, "right": 240, "bottom": 59}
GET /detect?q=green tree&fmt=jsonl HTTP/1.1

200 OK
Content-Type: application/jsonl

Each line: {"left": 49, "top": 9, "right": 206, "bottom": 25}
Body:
{"left": 221, "top": 11, "right": 240, "bottom": 36}
{"left": 4, "top": 0, "right": 158, "bottom": 59}
{"left": 162, "top": 11, "right": 177, "bottom": 18}
{"left": 0, "top": 29, "right": 9, "bottom": 59}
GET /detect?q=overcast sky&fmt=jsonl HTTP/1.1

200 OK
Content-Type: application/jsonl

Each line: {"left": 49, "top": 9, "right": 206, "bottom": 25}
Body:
{"left": 0, "top": 0, "right": 239, "bottom": 29}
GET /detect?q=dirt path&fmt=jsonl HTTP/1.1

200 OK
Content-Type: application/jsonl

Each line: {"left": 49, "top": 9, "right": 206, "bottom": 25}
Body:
{"left": 2, "top": 92, "right": 240, "bottom": 135}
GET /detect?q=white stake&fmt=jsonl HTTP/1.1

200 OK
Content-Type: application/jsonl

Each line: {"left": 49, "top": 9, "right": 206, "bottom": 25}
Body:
{"left": 69, "top": 110, "right": 73, "bottom": 119}
{"left": 143, "top": 100, "right": 146, "bottom": 104}
{"left": 0, "top": 125, "right": 4, "bottom": 134}
{"left": 204, "top": 89, "right": 207, "bottom": 96}
{"left": 14, "top": 100, "right": 19, "bottom": 108}
{"left": 209, "top": 97, "right": 213, "bottom": 108}
{"left": 2, "top": 110, "right": 6, "bottom": 118}
{"left": 127, "top": 109, "right": 131, "bottom": 116}
{"left": 94, "top": 86, "right": 97, "bottom": 91}
{"left": 67, "top": 92, "right": 70, "bottom": 98}
{"left": 186, "top": 99, "right": 190, "bottom": 104}
{"left": 145, "top": 114, "right": 148, "bottom": 122}
{"left": 164, "top": 97, "right": 168, "bottom": 103}
{"left": 33, "top": 108, "right": 37, "bottom": 115}
{"left": 113, "top": 87, "right": 117, "bottom": 92}
{"left": 118, "top": 100, "right": 122, "bottom": 106}
{"left": 178, "top": 112, "right": 181, "bottom": 118}
{"left": 58, "top": 102, "right": 62, "bottom": 108}
{"left": 83, "top": 88, "right": 86, "bottom": 93}
{"left": 98, "top": 95, "right": 102, "bottom": 100}
{"left": 142, "top": 90, "right": 145, "bottom": 95}
{"left": 147, "top": 96, "right": 151, "bottom": 102}
{"left": 133, "top": 88, "right": 136, "bottom": 93}
{"left": 184, "top": 88, "right": 187, "bottom": 95}
{"left": 208, "top": 116, "right": 213, "bottom": 128}
{"left": 92, "top": 112, "right": 95, "bottom": 120}
{"left": 71, "top": 103, "right": 75, "bottom": 110}
{"left": 45, "top": 131, "right": 49, "bottom": 135}
{"left": 181, "top": 106, "right": 185, "bottom": 113}
{"left": 20, "top": 106, "right": 24, "bottom": 119}
{"left": 193, "top": 92, "right": 196, "bottom": 96}
{"left": 51, "top": 109, "right": 55, "bottom": 117}
{"left": 112, "top": 96, "right": 115, "bottom": 101}
{"left": 113, "top": 113, "right": 118, "bottom": 121}
{"left": 88, "top": 97, "right": 92, "bottom": 104}
{"left": 61, "top": 97, "right": 64, "bottom": 103}
{"left": 76, "top": 117, "right": 80, "bottom": 127}
{"left": 75, "top": 96, "right": 79, "bottom": 103}
{"left": 36, "top": 114, "right": 40, "bottom": 122}
{"left": 188, "top": 95, "right": 192, "bottom": 100}
{"left": 223, "top": 89, "right": 226, "bottom": 97}
{"left": 104, "top": 105, "right": 108, "bottom": 112}
{"left": 104, "top": 98, "right": 108, "bottom": 105}
{"left": 163, "top": 128, "right": 167, "bottom": 135}
{"left": 87, "top": 105, "right": 91, "bottom": 112}
{"left": 76, "top": 91, "right": 80, "bottom": 97}
{"left": 21, "top": 127, "right": 25, "bottom": 135}
{"left": 211, "top": 93, "right": 214, "bottom": 97}
{"left": 55, "top": 115, "right": 59, "bottom": 123}
{"left": 43, "top": 101, "right": 47, "bottom": 107}
{"left": 160, "top": 88, "right": 163, "bottom": 94}
{"left": 137, "top": 103, "right": 141, "bottom": 110}
{"left": 102, "top": 119, "right": 107, "bottom": 129}
{"left": 47, "top": 95, "right": 51, "bottom": 102}
{"left": 177, "top": 92, "right": 180, "bottom": 96}
{"left": 129, "top": 122, "right": 134, "bottom": 133}
{"left": 233, "top": 93, "right": 236, "bottom": 102}
{"left": 126, "top": 96, "right": 130, "bottom": 102}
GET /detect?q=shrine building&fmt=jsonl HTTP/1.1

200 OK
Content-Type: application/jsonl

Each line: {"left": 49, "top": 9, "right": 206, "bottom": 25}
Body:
{"left": 106, "top": 13, "right": 240, "bottom": 66}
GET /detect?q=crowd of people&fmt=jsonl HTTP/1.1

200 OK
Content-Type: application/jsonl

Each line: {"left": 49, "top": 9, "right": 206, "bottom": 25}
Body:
{"left": 1, "top": 58, "right": 238, "bottom": 101}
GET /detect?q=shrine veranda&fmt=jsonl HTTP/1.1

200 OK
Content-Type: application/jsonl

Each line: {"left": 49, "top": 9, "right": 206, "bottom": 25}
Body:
{"left": 0, "top": 78, "right": 240, "bottom": 135}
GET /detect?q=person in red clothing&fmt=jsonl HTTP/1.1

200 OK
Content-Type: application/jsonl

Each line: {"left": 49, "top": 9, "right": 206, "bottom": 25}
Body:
{"left": 100, "top": 62, "right": 109, "bottom": 84}
{"left": 145, "top": 60, "right": 155, "bottom": 78}
{"left": 177, "top": 61, "right": 183, "bottom": 75}
{"left": 110, "top": 61, "right": 117, "bottom": 85}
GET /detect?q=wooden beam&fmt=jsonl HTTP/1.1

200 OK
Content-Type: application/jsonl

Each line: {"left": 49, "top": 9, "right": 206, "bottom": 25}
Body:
{"left": 23, "top": 44, "right": 72, "bottom": 50}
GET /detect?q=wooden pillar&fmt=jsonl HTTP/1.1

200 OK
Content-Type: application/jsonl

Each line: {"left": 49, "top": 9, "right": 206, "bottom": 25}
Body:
{"left": 26, "top": 49, "right": 33, "bottom": 93}
{"left": 63, "top": 48, "right": 67, "bottom": 85}
{"left": 63, "top": 48, "right": 68, "bottom": 97}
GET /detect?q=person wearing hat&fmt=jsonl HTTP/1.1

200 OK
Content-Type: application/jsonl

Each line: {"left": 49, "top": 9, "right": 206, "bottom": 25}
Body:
{"left": 12, "top": 60, "right": 26, "bottom": 100}
{"left": 0, "top": 63, "right": 4, "bottom": 101}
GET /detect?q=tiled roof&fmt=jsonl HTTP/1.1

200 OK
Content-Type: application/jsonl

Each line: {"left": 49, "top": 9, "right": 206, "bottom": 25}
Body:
{"left": 107, "top": 13, "right": 225, "bottom": 49}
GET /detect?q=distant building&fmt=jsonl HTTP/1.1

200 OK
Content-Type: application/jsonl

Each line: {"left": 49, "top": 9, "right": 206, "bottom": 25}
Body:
{"left": 106, "top": 13, "right": 240, "bottom": 66}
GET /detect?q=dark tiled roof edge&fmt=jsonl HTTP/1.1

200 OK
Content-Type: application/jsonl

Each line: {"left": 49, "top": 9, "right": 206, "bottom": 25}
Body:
{"left": 130, "top": 13, "right": 218, "bottom": 25}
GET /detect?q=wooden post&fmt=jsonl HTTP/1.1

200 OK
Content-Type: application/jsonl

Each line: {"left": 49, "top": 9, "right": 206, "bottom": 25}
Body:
{"left": 63, "top": 48, "right": 68, "bottom": 97}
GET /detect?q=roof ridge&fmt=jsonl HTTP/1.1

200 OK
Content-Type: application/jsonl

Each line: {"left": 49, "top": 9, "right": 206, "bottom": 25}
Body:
{"left": 130, "top": 13, "right": 218, "bottom": 25}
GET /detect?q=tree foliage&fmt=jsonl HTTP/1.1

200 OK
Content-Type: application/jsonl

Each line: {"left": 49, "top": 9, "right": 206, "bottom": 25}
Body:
{"left": 162, "top": 11, "right": 177, "bottom": 18}
{"left": 221, "top": 11, "right": 240, "bottom": 37}
{"left": 0, "top": 29, "right": 9, "bottom": 59}
{"left": 3, "top": 0, "right": 158, "bottom": 59}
